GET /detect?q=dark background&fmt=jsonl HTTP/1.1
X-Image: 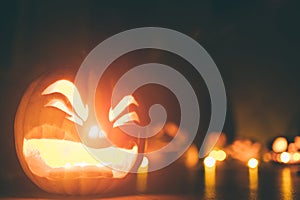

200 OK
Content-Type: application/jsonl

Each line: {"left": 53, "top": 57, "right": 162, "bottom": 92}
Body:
{"left": 0, "top": 0, "right": 300, "bottom": 196}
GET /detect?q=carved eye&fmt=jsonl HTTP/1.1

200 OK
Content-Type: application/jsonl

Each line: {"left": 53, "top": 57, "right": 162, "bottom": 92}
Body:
{"left": 109, "top": 95, "right": 140, "bottom": 128}
{"left": 42, "top": 80, "right": 88, "bottom": 126}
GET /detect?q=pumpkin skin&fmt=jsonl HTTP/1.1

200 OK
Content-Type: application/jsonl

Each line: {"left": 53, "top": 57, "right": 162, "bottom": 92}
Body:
{"left": 14, "top": 68, "right": 144, "bottom": 195}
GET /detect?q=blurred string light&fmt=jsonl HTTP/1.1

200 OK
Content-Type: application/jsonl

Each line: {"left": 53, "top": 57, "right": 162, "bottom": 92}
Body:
{"left": 248, "top": 158, "right": 259, "bottom": 169}
{"left": 263, "top": 152, "right": 271, "bottom": 162}
{"left": 204, "top": 156, "right": 216, "bottom": 168}
{"left": 292, "top": 152, "right": 300, "bottom": 161}
{"left": 208, "top": 149, "right": 227, "bottom": 162}
{"left": 204, "top": 157, "right": 216, "bottom": 200}
{"left": 185, "top": 144, "right": 199, "bottom": 168}
{"left": 272, "top": 137, "right": 288, "bottom": 153}
{"left": 202, "top": 134, "right": 300, "bottom": 170}
{"left": 280, "top": 152, "right": 291, "bottom": 163}
{"left": 270, "top": 136, "right": 300, "bottom": 164}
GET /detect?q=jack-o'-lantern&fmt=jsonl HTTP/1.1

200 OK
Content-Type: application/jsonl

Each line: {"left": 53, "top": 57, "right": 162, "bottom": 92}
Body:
{"left": 14, "top": 69, "right": 144, "bottom": 195}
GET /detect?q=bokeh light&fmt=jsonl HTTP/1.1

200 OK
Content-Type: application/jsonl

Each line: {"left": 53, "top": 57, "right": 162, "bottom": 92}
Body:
{"left": 247, "top": 158, "right": 259, "bottom": 169}
{"left": 204, "top": 156, "right": 216, "bottom": 168}
{"left": 280, "top": 152, "right": 290, "bottom": 163}
{"left": 272, "top": 137, "right": 288, "bottom": 153}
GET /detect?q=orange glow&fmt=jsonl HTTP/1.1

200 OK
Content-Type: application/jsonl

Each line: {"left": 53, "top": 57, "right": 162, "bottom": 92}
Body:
{"left": 185, "top": 144, "right": 199, "bottom": 168}
{"left": 247, "top": 158, "right": 259, "bottom": 169}
{"left": 263, "top": 152, "right": 271, "bottom": 162}
{"left": 272, "top": 137, "right": 288, "bottom": 153}
{"left": 288, "top": 143, "right": 297, "bottom": 152}
{"left": 295, "top": 136, "right": 300, "bottom": 149}
{"left": 280, "top": 152, "right": 291, "bottom": 163}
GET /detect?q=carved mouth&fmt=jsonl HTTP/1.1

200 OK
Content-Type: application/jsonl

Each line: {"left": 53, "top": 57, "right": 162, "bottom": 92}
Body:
{"left": 23, "top": 125, "right": 138, "bottom": 179}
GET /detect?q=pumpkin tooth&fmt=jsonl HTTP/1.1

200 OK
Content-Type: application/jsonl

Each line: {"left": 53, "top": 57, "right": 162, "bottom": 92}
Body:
{"left": 25, "top": 126, "right": 42, "bottom": 139}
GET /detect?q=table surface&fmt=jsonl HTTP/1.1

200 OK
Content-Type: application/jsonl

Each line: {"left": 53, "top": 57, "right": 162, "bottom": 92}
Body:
{"left": 1, "top": 160, "right": 300, "bottom": 200}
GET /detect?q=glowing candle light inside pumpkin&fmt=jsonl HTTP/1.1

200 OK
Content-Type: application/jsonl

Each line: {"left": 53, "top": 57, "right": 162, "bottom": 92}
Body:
{"left": 65, "top": 163, "right": 71, "bottom": 169}
{"left": 23, "top": 136, "right": 137, "bottom": 173}
{"left": 204, "top": 156, "right": 216, "bottom": 199}
{"left": 137, "top": 156, "right": 149, "bottom": 192}
{"left": 272, "top": 137, "right": 288, "bottom": 153}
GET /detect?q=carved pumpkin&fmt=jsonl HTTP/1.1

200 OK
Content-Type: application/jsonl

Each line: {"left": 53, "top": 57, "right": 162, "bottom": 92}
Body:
{"left": 14, "top": 69, "right": 144, "bottom": 195}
